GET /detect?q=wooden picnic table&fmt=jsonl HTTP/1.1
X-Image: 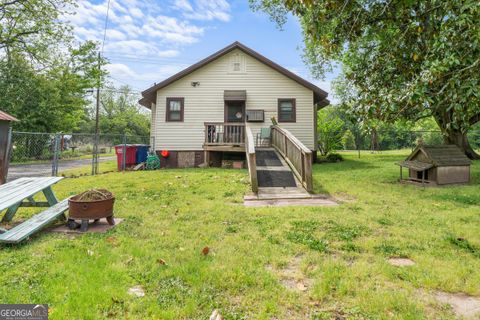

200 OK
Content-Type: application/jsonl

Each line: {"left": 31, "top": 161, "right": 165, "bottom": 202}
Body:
{"left": 0, "top": 177, "right": 68, "bottom": 244}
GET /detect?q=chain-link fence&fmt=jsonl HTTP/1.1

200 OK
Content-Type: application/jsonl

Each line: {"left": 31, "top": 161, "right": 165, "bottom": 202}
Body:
{"left": 334, "top": 129, "right": 480, "bottom": 156}
{"left": 8, "top": 131, "right": 152, "bottom": 181}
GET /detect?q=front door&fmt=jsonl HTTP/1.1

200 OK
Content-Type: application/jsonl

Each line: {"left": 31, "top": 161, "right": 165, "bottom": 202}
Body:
{"left": 225, "top": 101, "right": 245, "bottom": 123}
{"left": 224, "top": 101, "right": 245, "bottom": 144}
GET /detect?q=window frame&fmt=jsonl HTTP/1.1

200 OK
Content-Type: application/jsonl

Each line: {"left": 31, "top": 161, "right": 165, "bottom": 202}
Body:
{"left": 277, "top": 98, "right": 296, "bottom": 123}
{"left": 166, "top": 97, "right": 184, "bottom": 122}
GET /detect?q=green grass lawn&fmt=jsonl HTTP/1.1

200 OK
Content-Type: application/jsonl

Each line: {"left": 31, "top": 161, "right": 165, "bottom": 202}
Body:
{"left": 1, "top": 151, "right": 480, "bottom": 319}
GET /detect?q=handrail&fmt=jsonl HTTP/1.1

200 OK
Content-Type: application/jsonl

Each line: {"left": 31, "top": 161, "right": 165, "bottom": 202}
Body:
{"left": 204, "top": 122, "right": 245, "bottom": 145}
{"left": 204, "top": 122, "right": 246, "bottom": 126}
{"left": 270, "top": 125, "right": 313, "bottom": 192}
{"left": 245, "top": 127, "right": 258, "bottom": 193}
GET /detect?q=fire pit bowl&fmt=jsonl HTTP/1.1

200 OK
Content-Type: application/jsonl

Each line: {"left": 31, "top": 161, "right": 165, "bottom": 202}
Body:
{"left": 68, "top": 189, "right": 115, "bottom": 232}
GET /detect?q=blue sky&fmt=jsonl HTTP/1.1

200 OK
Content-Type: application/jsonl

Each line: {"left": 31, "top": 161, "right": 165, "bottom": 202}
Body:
{"left": 66, "top": 0, "right": 338, "bottom": 102}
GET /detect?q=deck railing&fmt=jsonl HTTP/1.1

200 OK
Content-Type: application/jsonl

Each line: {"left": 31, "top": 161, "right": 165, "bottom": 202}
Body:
{"left": 245, "top": 127, "right": 258, "bottom": 193}
{"left": 204, "top": 122, "right": 245, "bottom": 145}
{"left": 271, "top": 125, "right": 313, "bottom": 192}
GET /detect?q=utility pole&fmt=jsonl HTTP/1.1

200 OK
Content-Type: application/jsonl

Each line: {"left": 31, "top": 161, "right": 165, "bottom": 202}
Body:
{"left": 92, "top": 51, "right": 101, "bottom": 175}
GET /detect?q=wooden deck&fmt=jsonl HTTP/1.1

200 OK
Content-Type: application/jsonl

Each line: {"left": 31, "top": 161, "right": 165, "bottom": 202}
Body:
{"left": 203, "top": 122, "right": 245, "bottom": 152}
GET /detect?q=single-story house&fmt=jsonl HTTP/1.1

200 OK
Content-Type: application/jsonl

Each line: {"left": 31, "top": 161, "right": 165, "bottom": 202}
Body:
{"left": 139, "top": 41, "right": 329, "bottom": 168}
{"left": 397, "top": 144, "right": 471, "bottom": 185}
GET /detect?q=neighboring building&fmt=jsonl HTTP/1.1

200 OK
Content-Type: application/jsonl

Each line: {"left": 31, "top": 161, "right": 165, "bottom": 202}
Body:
{"left": 0, "top": 110, "right": 18, "bottom": 184}
{"left": 397, "top": 145, "right": 471, "bottom": 186}
{"left": 139, "top": 41, "right": 329, "bottom": 168}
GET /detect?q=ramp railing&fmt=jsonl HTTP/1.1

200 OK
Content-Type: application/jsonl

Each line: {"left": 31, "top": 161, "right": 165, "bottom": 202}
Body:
{"left": 245, "top": 127, "right": 258, "bottom": 193}
{"left": 271, "top": 125, "right": 313, "bottom": 192}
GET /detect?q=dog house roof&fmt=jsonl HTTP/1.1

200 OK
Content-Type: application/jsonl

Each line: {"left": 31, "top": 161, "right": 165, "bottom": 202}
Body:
{"left": 407, "top": 145, "right": 471, "bottom": 167}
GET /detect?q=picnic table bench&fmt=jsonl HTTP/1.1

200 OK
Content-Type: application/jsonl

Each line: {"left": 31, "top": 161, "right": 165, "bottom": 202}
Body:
{"left": 0, "top": 177, "right": 68, "bottom": 244}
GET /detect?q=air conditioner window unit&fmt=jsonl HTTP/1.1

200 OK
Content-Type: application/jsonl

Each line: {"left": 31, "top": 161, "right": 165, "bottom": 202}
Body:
{"left": 246, "top": 110, "right": 264, "bottom": 122}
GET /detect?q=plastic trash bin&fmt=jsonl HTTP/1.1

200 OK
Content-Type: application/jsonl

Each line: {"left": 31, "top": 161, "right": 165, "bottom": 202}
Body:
{"left": 134, "top": 144, "right": 149, "bottom": 164}
{"left": 114, "top": 145, "right": 137, "bottom": 170}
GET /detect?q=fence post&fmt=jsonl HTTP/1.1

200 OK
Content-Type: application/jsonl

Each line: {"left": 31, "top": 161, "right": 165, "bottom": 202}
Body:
{"left": 2, "top": 127, "right": 13, "bottom": 183}
{"left": 355, "top": 131, "right": 361, "bottom": 158}
{"left": 91, "top": 133, "right": 97, "bottom": 176}
{"left": 51, "top": 134, "right": 60, "bottom": 176}
{"left": 150, "top": 136, "right": 155, "bottom": 153}
{"left": 122, "top": 134, "right": 127, "bottom": 171}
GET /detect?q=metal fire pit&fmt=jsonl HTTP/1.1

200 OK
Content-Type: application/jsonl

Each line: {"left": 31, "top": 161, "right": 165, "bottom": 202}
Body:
{"left": 68, "top": 195, "right": 115, "bottom": 232}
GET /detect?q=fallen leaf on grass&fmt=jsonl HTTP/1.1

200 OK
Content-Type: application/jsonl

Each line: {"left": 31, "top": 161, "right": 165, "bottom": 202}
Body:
{"left": 202, "top": 246, "right": 210, "bottom": 256}
{"left": 106, "top": 236, "right": 117, "bottom": 245}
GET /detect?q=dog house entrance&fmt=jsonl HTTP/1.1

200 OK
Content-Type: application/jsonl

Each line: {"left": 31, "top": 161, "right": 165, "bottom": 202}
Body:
{"left": 416, "top": 170, "right": 428, "bottom": 180}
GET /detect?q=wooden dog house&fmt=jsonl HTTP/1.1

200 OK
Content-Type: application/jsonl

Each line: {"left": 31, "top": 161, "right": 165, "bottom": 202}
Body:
{"left": 397, "top": 145, "right": 471, "bottom": 186}
{"left": 0, "top": 110, "right": 18, "bottom": 184}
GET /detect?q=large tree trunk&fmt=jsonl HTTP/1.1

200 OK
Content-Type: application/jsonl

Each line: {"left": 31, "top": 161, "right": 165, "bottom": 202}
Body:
{"left": 443, "top": 129, "right": 480, "bottom": 160}
{"left": 433, "top": 111, "right": 480, "bottom": 160}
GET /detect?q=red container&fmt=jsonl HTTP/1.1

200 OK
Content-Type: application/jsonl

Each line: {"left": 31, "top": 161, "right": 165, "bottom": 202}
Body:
{"left": 115, "top": 145, "right": 137, "bottom": 170}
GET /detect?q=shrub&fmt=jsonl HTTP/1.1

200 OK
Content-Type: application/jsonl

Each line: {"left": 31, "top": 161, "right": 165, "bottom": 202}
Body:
{"left": 326, "top": 153, "right": 343, "bottom": 162}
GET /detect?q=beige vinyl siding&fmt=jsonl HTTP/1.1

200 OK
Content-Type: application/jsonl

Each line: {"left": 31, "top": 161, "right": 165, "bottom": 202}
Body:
{"left": 154, "top": 49, "right": 315, "bottom": 150}
{"left": 150, "top": 102, "right": 156, "bottom": 149}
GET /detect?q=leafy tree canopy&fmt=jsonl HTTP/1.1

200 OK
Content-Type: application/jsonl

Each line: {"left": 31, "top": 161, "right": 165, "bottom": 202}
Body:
{"left": 0, "top": 41, "right": 105, "bottom": 133}
{"left": 79, "top": 85, "right": 150, "bottom": 138}
{"left": 0, "top": 0, "right": 74, "bottom": 63}
{"left": 0, "top": 0, "right": 109, "bottom": 133}
{"left": 251, "top": 0, "right": 480, "bottom": 158}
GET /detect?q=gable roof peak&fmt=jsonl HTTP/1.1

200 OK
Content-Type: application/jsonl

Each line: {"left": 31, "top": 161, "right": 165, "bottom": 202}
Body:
{"left": 139, "top": 41, "right": 329, "bottom": 108}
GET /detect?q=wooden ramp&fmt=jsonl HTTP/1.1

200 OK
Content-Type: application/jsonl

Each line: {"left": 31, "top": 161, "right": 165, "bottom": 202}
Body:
{"left": 244, "top": 126, "right": 336, "bottom": 207}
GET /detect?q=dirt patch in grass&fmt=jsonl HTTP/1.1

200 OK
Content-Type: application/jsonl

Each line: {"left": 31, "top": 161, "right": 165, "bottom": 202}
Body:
{"left": 267, "top": 255, "right": 313, "bottom": 293}
{"left": 433, "top": 291, "right": 480, "bottom": 319}
{"left": 333, "top": 192, "right": 356, "bottom": 203}
{"left": 388, "top": 257, "right": 415, "bottom": 266}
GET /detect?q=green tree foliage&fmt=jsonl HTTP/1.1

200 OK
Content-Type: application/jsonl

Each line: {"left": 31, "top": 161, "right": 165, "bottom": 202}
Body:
{"left": 80, "top": 85, "right": 150, "bottom": 137}
{"left": 0, "top": 41, "right": 105, "bottom": 133}
{"left": 341, "top": 130, "right": 356, "bottom": 150}
{"left": 0, "top": 0, "right": 74, "bottom": 62}
{"left": 251, "top": 0, "right": 480, "bottom": 158}
{"left": 317, "top": 107, "right": 344, "bottom": 155}
{"left": 0, "top": 0, "right": 109, "bottom": 133}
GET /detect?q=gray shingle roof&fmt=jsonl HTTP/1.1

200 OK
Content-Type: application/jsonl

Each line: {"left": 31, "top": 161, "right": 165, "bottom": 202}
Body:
{"left": 407, "top": 145, "right": 471, "bottom": 166}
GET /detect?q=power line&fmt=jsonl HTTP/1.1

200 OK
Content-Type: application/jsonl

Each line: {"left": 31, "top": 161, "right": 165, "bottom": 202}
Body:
{"left": 101, "top": 0, "right": 112, "bottom": 54}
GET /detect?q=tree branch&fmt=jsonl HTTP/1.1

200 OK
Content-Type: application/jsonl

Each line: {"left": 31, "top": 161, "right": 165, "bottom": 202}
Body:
{"left": 470, "top": 113, "right": 480, "bottom": 126}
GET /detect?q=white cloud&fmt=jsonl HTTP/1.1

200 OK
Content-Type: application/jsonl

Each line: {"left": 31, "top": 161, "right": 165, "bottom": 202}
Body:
{"left": 157, "top": 50, "right": 181, "bottom": 58}
{"left": 106, "top": 29, "right": 127, "bottom": 41}
{"left": 172, "top": 0, "right": 193, "bottom": 12}
{"left": 62, "top": 0, "right": 230, "bottom": 93}
{"left": 106, "top": 62, "right": 188, "bottom": 87}
{"left": 142, "top": 16, "right": 204, "bottom": 44}
{"left": 173, "top": 0, "right": 231, "bottom": 22}
{"left": 104, "top": 40, "right": 159, "bottom": 56}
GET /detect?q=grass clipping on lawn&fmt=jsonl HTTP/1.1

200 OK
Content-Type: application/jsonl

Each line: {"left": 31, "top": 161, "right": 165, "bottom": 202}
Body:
{"left": 74, "top": 189, "right": 114, "bottom": 202}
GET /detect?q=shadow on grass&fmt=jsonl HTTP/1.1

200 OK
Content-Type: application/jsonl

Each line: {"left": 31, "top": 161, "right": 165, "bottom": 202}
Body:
{"left": 313, "top": 158, "right": 377, "bottom": 172}
{"left": 429, "top": 190, "right": 480, "bottom": 206}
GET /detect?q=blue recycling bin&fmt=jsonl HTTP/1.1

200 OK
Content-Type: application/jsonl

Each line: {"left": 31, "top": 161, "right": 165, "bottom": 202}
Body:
{"left": 135, "top": 144, "right": 149, "bottom": 164}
